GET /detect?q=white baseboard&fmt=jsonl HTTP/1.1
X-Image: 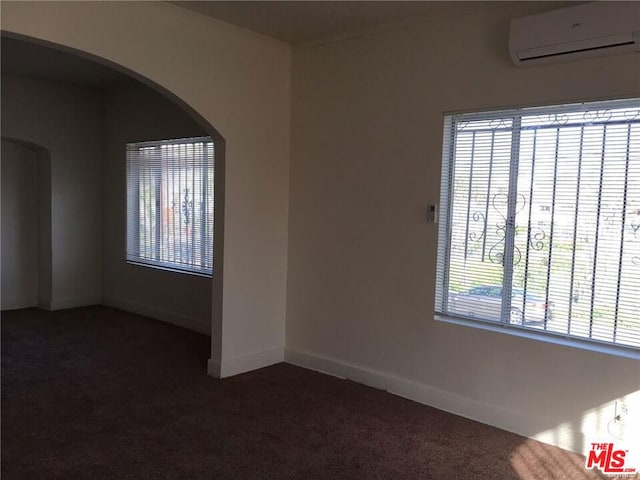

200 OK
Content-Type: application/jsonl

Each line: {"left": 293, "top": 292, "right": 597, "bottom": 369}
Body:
{"left": 207, "top": 358, "right": 222, "bottom": 378}
{"left": 49, "top": 295, "right": 102, "bottom": 310}
{"left": 208, "top": 347, "right": 285, "bottom": 378}
{"left": 284, "top": 347, "right": 581, "bottom": 455}
{"left": 0, "top": 296, "right": 38, "bottom": 311}
{"left": 101, "top": 295, "right": 211, "bottom": 335}
{"left": 1, "top": 295, "right": 98, "bottom": 311}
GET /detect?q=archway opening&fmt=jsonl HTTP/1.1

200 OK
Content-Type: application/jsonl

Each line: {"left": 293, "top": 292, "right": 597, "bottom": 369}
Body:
{"left": 1, "top": 34, "right": 224, "bottom": 338}
{"left": 1, "top": 138, "right": 51, "bottom": 310}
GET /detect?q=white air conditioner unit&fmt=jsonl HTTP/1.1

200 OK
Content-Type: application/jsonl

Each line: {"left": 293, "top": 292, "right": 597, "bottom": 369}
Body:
{"left": 509, "top": 1, "right": 640, "bottom": 67}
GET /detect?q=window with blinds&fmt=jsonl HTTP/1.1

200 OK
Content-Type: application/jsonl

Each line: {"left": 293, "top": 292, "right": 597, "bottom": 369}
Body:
{"left": 435, "top": 98, "right": 640, "bottom": 351}
{"left": 126, "top": 137, "right": 214, "bottom": 276}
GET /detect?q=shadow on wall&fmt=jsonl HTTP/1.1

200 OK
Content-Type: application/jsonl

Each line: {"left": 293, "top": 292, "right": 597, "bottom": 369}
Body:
{"left": 0, "top": 138, "right": 51, "bottom": 310}
{"left": 509, "top": 389, "right": 640, "bottom": 478}
{"left": 524, "top": 388, "right": 640, "bottom": 472}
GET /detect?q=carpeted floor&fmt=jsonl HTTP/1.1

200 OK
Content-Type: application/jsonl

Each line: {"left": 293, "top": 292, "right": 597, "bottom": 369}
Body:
{"left": 2, "top": 306, "right": 604, "bottom": 480}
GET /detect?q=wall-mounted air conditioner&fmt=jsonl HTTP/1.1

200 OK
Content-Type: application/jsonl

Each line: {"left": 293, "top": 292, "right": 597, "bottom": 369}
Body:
{"left": 509, "top": 1, "right": 640, "bottom": 67}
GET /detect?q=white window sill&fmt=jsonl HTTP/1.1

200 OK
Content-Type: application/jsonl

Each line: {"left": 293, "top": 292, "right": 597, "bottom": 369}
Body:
{"left": 435, "top": 314, "right": 640, "bottom": 360}
{"left": 126, "top": 260, "right": 212, "bottom": 278}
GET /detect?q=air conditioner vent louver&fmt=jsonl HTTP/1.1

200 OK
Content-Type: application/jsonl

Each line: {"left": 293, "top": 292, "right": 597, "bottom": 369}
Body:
{"left": 519, "top": 41, "right": 636, "bottom": 62}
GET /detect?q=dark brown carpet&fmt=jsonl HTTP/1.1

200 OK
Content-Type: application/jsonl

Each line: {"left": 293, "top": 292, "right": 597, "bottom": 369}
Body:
{"left": 2, "top": 306, "right": 603, "bottom": 479}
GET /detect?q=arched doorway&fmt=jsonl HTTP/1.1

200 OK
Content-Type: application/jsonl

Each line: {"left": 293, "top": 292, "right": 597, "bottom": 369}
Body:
{"left": 1, "top": 138, "right": 51, "bottom": 310}
{"left": 2, "top": 2, "right": 291, "bottom": 378}
{"left": 1, "top": 34, "right": 224, "bottom": 338}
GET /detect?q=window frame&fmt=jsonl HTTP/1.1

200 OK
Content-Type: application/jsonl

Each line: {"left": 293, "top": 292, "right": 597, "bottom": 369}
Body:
{"left": 435, "top": 98, "right": 640, "bottom": 358}
{"left": 125, "top": 136, "right": 215, "bottom": 277}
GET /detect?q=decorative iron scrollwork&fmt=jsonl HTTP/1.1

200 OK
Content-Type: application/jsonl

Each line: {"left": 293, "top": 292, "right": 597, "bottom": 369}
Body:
{"left": 631, "top": 211, "right": 640, "bottom": 265}
{"left": 583, "top": 109, "right": 613, "bottom": 124}
{"left": 182, "top": 188, "right": 193, "bottom": 226}
{"left": 529, "top": 227, "right": 546, "bottom": 251}
{"left": 548, "top": 113, "right": 570, "bottom": 125}
{"left": 631, "top": 213, "right": 640, "bottom": 238}
{"left": 484, "top": 193, "right": 526, "bottom": 265}
{"left": 469, "top": 212, "right": 486, "bottom": 242}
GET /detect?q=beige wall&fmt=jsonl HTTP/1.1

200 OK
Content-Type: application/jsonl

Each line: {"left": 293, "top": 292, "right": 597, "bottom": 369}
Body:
{"left": 286, "top": 3, "right": 640, "bottom": 454}
{"left": 1, "top": 140, "right": 39, "bottom": 309}
{"left": 101, "top": 82, "right": 213, "bottom": 334}
{"left": 1, "top": 1, "right": 291, "bottom": 375}
{"left": 1, "top": 73, "right": 102, "bottom": 309}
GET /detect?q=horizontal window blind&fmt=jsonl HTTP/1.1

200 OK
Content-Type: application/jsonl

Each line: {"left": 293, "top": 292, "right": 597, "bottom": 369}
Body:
{"left": 126, "top": 137, "right": 214, "bottom": 276}
{"left": 436, "top": 99, "right": 640, "bottom": 350}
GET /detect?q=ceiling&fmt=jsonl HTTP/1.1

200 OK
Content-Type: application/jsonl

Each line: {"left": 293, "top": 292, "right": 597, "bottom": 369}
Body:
{"left": 169, "top": 1, "right": 510, "bottom": 45}
{"left": 1, "top": 1, "right": 510, "bottom": 87}
{"left": 1, "top": 2, "right": 577, "bottom": 87}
